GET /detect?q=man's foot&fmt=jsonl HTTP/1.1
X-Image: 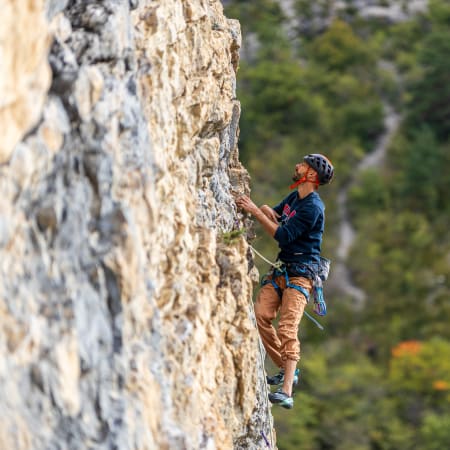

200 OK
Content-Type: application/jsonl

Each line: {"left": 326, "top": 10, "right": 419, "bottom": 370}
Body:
{"left": 268, "top": 389, "right": 294, "bottom": 409}
{"left": 266, "top": 368, "right": 300, "bottom": 387}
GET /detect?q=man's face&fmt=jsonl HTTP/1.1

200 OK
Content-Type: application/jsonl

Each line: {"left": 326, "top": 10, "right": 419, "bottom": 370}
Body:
{"left": 292, "top": 161, "right": 309, "bottom": 181}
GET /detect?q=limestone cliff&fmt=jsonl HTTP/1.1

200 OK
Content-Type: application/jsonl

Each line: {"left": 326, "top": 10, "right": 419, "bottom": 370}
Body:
{"left": 0, "top": 1, "right": 274, "bottom": 449}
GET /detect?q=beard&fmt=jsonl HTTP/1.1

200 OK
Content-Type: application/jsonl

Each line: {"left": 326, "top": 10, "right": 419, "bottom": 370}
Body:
{"left": 292, "top": 170, "right": 303, "bottom": 182}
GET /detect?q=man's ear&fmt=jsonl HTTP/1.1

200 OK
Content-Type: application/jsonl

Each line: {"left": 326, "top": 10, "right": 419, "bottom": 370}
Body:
{"left": 307, "top": 168, "right": 318, "bottom": 181}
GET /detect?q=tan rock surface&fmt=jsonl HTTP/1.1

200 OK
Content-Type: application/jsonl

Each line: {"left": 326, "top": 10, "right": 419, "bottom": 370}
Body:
{"left": 0, "top": 0, "right": 52, "bottom": 163}
{"left": 0, "top": 1, "right": 274, "bottom": 449}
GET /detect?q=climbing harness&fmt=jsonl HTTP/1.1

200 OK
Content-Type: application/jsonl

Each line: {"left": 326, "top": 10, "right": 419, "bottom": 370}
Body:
{"left": 260, "top": 264, "right": 324, "bottom": 331}
{"left": 249, "top": 245, "right": 330, "bottom": 330}
{"left": 261, "top": 266, "right": 311, "bottom": 304}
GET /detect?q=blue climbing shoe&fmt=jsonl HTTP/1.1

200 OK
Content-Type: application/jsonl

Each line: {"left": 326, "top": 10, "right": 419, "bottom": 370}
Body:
{"left": 266, "top": 368, "right": 300, "bottom": 388}
{"left": 266, "top": 370, "right": 284, "bottom": 385}
{"left": 268, "top": 388, "right": 294, "bottom": 409}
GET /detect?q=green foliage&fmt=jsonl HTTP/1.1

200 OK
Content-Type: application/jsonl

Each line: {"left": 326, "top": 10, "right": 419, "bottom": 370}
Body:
{"left": 225, "top": 1, "right": 450, "bottom": 448}
{"left": 274, "top": 392, "right": 320, "bottom": 449}
{"left": 389, "top": 338, "right": 450, "bottom": 403}
{"left": 236, "top": 29, "right": 384, "bottom": 195}
{"left": 309, "top": 20, "right": 375, "bottom": 71}
{"left": 420, "top": 413, "right": 450, "bottom": 450}
{"left": 428, "top": 0, "right": 450, "bottom": 27}
{"left": 387, "top": 338, "right": 450, "bottom": 448}
{"left": 405, "top": 29, "right": 450, "bottom": 140}
{"left": 294, "top": 0, "right": 334, "bottom": 37}
{"left": 225, "top": 0, "right": 289, "bottom": 56}
{"left": 337, "top": 98, "right": 384, "bottom": 148}
{"left": 380, "top": 20, "right": 424, "bottom": 65}
{"left": 386, "top": 124, "right": 450, "bottom": 221}
{"left": 239, "top": 60, "right": 320, "bottom": 141}
{"left": 348, "top": 169, "right": 390, "bottom": 221}
{"left": 220, "top": 228, "right": 247, "bottom": 245}
{"left": 349, "top": 210, "right": 440, "bottom": 349}
{"left": 391, "top": 126, "right": 448, "bottom": 215}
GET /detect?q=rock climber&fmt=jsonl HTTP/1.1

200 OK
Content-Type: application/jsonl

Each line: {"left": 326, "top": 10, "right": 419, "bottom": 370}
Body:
{"left": 236, "top": 154, "right": 334, "bottom": 409}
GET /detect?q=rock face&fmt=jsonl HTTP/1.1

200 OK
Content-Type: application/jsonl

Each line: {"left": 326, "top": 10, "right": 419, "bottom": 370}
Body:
{"left": 0, "top": 0, "right": 52, "bottom": 163}
{"left": 0, "top": 1, "right": 274, "bottom": 449}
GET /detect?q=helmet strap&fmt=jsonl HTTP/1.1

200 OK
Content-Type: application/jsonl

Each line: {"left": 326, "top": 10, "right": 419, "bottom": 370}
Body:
{"left": 289, "top": 168, "right": 320, "bottom": 190}
{"left": 289, "top": 176, "right": 307, "bottom": 190}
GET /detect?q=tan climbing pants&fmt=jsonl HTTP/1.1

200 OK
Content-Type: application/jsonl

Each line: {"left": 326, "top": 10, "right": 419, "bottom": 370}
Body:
{"left": 254, "top": 274, "right": 312, "bottom": 368}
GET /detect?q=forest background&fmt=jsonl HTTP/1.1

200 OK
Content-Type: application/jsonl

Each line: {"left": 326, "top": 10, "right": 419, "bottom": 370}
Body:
{"left": 224, "top": 1, "right": 450, "bottom": 449}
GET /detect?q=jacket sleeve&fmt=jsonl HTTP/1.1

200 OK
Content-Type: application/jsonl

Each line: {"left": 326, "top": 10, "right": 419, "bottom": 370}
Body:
{"left": 274, "top": 206, "right": 320, "bottom": 245}
{"left": 272, "top": 202, "right": 283, "bottom": 216}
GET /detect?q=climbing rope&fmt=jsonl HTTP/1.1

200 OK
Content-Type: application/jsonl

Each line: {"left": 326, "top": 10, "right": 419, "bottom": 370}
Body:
{"left": 249, "top": 245, "right": 324, "bottom": 331}
{"left": 303, "top": 311, "right": 324, "bottom": 331}
{"left": 249, "top": 245, "right": 283, "bottom": 270}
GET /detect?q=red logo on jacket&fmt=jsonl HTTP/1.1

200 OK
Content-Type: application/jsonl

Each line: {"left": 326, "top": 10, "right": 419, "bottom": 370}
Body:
{"left": 282, "top": 204, "right": 296, "bottom": 223}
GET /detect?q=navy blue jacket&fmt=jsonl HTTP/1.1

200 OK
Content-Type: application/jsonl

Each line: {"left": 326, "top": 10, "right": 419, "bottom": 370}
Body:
{"left": 273, "top": 191, "right": 325, "bottom": 264}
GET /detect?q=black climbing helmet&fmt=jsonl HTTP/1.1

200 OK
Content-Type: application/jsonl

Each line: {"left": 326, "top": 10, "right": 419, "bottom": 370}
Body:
{"left": 304, "top": 154, "right": 334, "bottom": 185}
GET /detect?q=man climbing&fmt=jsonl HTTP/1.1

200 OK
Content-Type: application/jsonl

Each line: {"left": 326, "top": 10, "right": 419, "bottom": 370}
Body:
{"left": 236, "top": 154, "right": 334, "bottom": 409}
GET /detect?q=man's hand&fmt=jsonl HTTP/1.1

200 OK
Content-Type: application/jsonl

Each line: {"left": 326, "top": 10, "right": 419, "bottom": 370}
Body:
{"left": 236, "top": 196, "right": 279, "bottom": 238}
{"left": 236, "top": 195, "right": 259, "bottom": 215}
{"left": 260, "top": 205, "right": 280, "bottom": 223}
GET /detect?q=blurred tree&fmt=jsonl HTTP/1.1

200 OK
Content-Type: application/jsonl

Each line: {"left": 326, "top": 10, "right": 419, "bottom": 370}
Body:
{"left": 224, "top": 1, "right": 450, "bottom": 448}
{"left": 348, "top": 169, "right": 391, "bottom": 221}
{"left": 420, "top": 413, "right": 450, "bottom": 450}
{"left": 390, "top": 126, "right": 443, "bottom": 215}
{"left": 389, "top": 338, "right": 450, "bottom": 418}
{"left": 406, "top": 30, "right": 450, "bottom": 141}
{"left": 309, "top": 20, "right": 374, "bottom": 71}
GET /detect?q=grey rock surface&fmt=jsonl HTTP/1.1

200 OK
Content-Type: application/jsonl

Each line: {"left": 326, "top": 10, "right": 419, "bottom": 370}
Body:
{"left": 0, "top": 1, "right": 274, "bottom": 449}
